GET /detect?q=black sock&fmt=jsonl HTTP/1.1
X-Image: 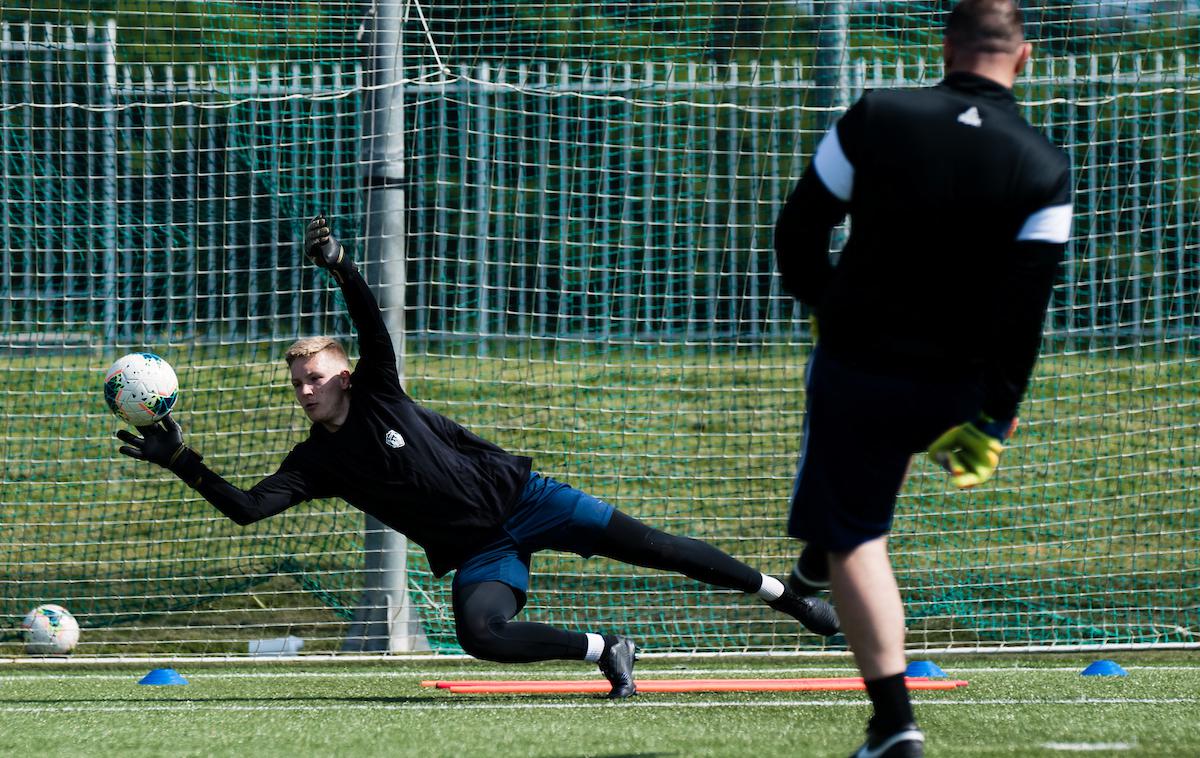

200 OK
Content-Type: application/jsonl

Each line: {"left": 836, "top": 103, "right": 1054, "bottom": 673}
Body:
{"left": 865, "top": 673, "right": 915, "bottom": 733}
{"left": 795, "top": 545, "right": 830, "bottom": 588}
{"left": 787, "top": 545, "right": 830, "bottom": 597}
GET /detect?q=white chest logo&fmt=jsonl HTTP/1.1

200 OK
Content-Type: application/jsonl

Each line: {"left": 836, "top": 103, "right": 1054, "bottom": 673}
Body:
{"left": 384, "top": 429, "right": 405, "bottom": 449}
{"left": 957, "top": 106, "right": 982, "bottom": 127}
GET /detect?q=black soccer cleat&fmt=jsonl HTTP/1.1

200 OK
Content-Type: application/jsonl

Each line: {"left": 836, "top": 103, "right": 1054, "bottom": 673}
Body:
{"left": 768, "top": 589, "right": 841, "bottom": 637}
{"left": 848, "top": 723, "right": 925, "bottom": 758}
{"left": 597, "top": 637, "right": 638, "bottom": 698}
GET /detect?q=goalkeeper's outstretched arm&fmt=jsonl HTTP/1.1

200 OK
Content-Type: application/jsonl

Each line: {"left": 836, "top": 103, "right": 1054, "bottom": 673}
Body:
{"left": 304, "top": 215, "right": 401, "bottom": 391}
{"left": 116, "top": 415, "right": 311, "bottom": 525}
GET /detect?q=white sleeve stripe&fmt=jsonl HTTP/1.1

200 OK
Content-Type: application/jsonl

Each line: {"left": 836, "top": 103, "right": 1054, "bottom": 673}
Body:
{"left": 1017, "top": 203, "right": 1073, "bottom": 243}
{"left": 812, "top": 127, "right": 854, "bottom": 202}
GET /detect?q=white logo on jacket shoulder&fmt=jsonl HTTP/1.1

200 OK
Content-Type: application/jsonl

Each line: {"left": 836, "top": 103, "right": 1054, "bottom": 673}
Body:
{"left": 957, "top": 106, "right": 982, "bottom": 127}
{"left": 385, "top": 429, "right": 405, "bottom": 449}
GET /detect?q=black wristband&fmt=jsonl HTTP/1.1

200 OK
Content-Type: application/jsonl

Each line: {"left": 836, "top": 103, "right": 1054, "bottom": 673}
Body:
{"left": 329, "top": 256, "right": 358, "bottom": 284}
{"left": 168, "top": 446, "right": 205, "bottom": 487}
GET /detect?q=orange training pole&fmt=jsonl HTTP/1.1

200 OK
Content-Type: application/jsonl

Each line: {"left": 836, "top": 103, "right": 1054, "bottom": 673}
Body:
{"left": 423, "top": 676, "right": 885, "bottom": 689}
{"left": 433, "top": 677, "right": 969, "bottom": 694}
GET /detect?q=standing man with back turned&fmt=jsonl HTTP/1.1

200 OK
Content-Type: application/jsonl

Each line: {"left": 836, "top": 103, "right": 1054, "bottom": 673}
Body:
{"left": 774, "top": 1, "right": 1071, "bottom": 756}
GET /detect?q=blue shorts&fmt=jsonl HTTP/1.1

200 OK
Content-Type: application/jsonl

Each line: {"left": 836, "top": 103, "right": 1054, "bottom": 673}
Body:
{"left": 453, "top": 472, "right": 616, "bottom": 594}
{"left": 787, "top": 347, "right": 982, "bottom": 552}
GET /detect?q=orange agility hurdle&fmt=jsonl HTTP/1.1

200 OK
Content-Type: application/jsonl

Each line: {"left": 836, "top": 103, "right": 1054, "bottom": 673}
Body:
{"left": 421, "top": 678, "right": 878, "bottom": 689}
{"left": 422, "top": 677, "right": 969, "bottom": 694}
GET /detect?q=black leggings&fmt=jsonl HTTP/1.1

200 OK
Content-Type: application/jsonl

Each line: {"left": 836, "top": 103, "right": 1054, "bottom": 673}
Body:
{"left": 452, "top": 510, "right": 763, "bottom": 662}
{"left": 591, "top": 510, "right": 762, "bottom": 593}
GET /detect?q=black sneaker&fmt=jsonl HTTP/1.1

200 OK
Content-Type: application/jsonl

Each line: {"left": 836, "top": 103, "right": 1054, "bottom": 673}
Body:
{"left": 848, "top": 723, "right": 925, "bottom": 758}
{"left": 597, "top": 637, "right": 638, "bottom": 698}
{"left": 767, "top": 589, "right": 840, "bottom": 637}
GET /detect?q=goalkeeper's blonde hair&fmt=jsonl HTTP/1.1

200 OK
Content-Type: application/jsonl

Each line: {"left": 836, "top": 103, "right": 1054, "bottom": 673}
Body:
{"left": 285, "top": 336, "right": 349, "bottom": 368}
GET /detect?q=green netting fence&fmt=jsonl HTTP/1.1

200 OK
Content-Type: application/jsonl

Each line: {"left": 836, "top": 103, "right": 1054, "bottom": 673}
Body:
{"left": 1, "top": 2, "right": 1198, "bottom": 656}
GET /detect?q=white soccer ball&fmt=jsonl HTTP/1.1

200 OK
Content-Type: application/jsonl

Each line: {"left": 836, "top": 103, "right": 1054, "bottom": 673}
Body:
{"left": 104, "top": 352, "right": 179, "bottom": 426}
{"left": 21, "top": 604, "right": 81, "bottom": 655}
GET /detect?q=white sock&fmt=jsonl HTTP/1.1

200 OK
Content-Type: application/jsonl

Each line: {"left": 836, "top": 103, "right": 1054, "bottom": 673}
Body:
{"left": 755, "top": 573, "right": 785, "bottom": 601}
{"left": 583, "top": 632, "right": 605, "bottom": 662}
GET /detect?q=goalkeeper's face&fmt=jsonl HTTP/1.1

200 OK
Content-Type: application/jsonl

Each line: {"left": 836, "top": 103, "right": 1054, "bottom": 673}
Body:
{"left": 289, "top": 350, "right": 352, "bottom": 430}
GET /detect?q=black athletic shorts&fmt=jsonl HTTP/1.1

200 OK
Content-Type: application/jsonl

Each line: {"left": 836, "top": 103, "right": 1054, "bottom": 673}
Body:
{"left": 787, "top": 346, "right": 983, "bottom": 551}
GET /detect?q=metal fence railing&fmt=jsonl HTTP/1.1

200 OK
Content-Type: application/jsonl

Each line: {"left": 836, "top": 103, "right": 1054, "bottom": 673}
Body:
{"left": 2, "top": 21, "right": 1197, "bottom": 347}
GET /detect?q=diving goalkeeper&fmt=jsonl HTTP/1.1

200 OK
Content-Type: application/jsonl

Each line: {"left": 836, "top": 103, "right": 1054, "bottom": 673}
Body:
{"left": 116, "top": 215, "right": 839, "bottom": 697}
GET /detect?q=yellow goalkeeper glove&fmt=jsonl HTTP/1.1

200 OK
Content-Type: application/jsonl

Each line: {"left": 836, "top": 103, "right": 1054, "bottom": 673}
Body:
{"left": 928, "top": 415, "right": 1017, "bottom": 489}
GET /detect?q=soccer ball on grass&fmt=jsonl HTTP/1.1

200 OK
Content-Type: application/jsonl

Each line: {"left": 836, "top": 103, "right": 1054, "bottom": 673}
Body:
{"left": 21, "top": 604, "right": 80, "bottom": 655}
{"left": 104, "top": 352, "right": 178, "bottom": 426}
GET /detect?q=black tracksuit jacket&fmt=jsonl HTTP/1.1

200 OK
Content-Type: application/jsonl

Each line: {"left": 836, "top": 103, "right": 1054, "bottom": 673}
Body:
{"left": 775, "top": 71, "right": 1072, "bottom": 422}
{"left": 174, "top": 267, "right": 533, "bottom": 577}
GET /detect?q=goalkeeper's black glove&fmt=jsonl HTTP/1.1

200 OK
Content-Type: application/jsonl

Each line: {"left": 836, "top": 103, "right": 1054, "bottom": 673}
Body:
{"left": 304, "top": 214, "right": 356, "bottom": 281}
{"left": 927, "top": 415, "right": 1017, "bottom": 489}
{"left": 116, "top": 414, "right": 203, "bottom": 484}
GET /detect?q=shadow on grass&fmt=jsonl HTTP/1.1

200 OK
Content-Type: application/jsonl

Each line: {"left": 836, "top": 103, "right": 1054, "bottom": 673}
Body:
{"left": 0, "top": 692, "right": 659, "bottom": 706}
{"left": 0, "top": 694, "right": 454, "bottom": 705}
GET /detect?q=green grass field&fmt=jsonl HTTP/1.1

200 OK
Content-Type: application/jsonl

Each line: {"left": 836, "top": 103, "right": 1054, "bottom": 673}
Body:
{"left": 0, "top": 653, "right": 1196, "bottom": 757}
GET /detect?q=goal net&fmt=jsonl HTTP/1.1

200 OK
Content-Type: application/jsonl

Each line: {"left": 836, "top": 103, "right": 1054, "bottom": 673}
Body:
{"left": 1, "top": 1, "right": 1197, "bottom": 656}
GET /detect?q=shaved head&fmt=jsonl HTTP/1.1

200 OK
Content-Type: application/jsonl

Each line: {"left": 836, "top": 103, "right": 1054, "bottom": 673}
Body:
{"left": 945, "top": 0, "right": 1025, "bottom": 55}
{"left": 943, "top": 0, "right": 1031, "bottom": 88}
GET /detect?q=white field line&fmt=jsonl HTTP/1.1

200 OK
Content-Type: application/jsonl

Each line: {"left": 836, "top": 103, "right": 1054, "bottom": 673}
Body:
{"left": 0, "top": 698, "right": 1194, "bottom": 714}
{"left": 1042, "top": 743, "right": 1137, "bottom": 752}
{"left": 3, "top": 643, "right": 1196, "bottom": 665}
{"left": 1, "top": 665, "right": 1199, "bottom": 681}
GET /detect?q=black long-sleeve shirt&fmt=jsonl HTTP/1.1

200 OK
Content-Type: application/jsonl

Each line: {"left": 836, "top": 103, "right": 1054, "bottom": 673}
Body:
{"left": 775, "top": 72, "right": 1072, "bottom": 422}
{"left": 175, "top": 267, "right": 533, "bottom": 576}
